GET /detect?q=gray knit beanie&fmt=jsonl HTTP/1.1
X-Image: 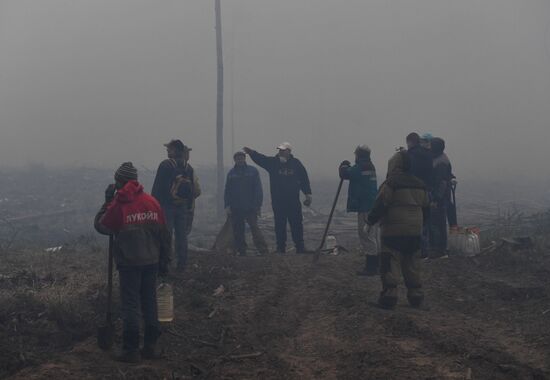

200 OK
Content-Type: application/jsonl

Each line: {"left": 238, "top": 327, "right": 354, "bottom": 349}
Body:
{"left": 115, "top": 162, "right": 138, "bottom": 183}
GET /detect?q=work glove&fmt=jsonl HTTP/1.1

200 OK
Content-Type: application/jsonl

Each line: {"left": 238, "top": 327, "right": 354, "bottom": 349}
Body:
{"left": 450, "top": 178, "right": 458, "bottom": 186}
{"left": 104, "top": 184, "right": 116, "bottom": 203}
{"left": 303, "top": 194, "right": 312, "bottom": 207}
{"left": 363, "top": 224, "right": 373, "bottom": 236}
{"left": 340, "top": 160, "right": 351, "bottom": 167}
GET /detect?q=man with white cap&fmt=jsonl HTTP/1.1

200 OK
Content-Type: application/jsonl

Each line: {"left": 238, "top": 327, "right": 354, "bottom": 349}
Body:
{"left": 243, "top": 142, "right": 312, "bottom": 254}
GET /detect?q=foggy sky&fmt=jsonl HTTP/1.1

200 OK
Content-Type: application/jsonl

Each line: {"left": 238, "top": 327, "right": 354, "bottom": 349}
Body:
{"left": 1, "top": 0, "right": 549, "bottom": 180}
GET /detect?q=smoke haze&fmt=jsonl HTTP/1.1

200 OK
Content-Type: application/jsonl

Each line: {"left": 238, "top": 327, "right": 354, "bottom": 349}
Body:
{"left": 1, "top": 0, "right": 549, "bottom": 179}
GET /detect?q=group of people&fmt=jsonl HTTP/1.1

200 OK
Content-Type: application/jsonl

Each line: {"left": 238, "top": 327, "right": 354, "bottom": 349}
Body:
{"left": 93, "top": 134, "right": 456, "bottom": 362}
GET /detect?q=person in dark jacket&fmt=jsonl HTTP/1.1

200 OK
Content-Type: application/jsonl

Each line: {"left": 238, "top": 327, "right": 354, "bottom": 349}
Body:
{"left": 429, "top": 137, "right": 454, "bottom": 258}
{"left": 224, "top": 151, "right": 269, "bottom": 256}
{"left": 406, "top": 132, "right": 433, "bottom": 257}
{"left": 367, "top": 152, "right": 429, "bottom": 309}
{"left": 151, "top": 140, "right": 201, "bottom": 270}
{"left": 243, "top": 142, "right": 312, "bottom": 254}
{"left": 406, "top": 133, "right": 433, "bottom": 188}
{"left": 339, "top": 145, "right": 379, "bottom": 276}
{"left": 95, "top": 162, "right": 171, "bottom": 363}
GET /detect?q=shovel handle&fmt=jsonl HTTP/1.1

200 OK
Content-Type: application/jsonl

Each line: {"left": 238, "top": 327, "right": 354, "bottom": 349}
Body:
{"left": 106, "top": 235, "right": 114, "bottom": 323}
{"left": 314, "top": 178, "right": 345, "bottom": 262}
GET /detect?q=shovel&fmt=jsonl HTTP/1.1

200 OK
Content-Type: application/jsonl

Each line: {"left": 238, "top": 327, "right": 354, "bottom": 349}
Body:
{"left": 313, "top": 178, "right": 344, "bottom": 263}
{"left": 97, "top": 235, "right": 115, "bottom": 350}
{"left": 448, "top": 182, "right": 458, "bottom": 227}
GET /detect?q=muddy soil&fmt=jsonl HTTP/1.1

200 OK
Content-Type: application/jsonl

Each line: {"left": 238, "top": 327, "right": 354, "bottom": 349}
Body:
{"left": 4, "top": 242, "right": 550, "bottom": 380}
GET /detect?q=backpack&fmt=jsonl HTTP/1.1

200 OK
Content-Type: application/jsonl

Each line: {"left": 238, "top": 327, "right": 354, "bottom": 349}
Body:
{"left": 168, "top": 159, "right": 194, "bottom": 206}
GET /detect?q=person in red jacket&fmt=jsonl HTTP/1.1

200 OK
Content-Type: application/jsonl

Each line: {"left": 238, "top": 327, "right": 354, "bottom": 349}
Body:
{"left": 95, "top": 162, "right": 171, "bottom": 363}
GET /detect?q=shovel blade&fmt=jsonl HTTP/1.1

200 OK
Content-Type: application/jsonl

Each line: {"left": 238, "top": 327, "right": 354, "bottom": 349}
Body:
{"left": 97, "top": 324, "right": 115, "bottom": 350}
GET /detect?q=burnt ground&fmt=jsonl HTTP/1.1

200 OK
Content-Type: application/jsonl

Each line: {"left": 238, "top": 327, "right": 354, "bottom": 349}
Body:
{"left": 1, "top": 168, "right": 550, "bottom": 379}
{"left": 3, "top": 243, "right": 550, "bottom": 380}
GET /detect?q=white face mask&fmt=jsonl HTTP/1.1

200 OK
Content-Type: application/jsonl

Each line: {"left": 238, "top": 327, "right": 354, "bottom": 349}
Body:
{"left": 279, "top": 156, "right": 288, "bottom": 164}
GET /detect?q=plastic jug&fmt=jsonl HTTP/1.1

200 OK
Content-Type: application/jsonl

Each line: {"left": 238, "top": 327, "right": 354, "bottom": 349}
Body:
{"left": 157, "top": 283, "right": 174, "bottom": 323}
{"left": 325, "top": 236, "right": 339, "bottom": 255}
{"left": 448, "top": 228, "right": 480, "bottom": 257}
{"left": 325, "top": 236, "right": 337, "bottom": 250}
{"left": 463, "top": 232, "right": 480, "bottom": 257}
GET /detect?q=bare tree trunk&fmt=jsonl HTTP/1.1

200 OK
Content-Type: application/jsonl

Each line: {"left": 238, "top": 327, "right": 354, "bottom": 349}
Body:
{"left": 215, "top": 0, "right": 224, "bottom": 217}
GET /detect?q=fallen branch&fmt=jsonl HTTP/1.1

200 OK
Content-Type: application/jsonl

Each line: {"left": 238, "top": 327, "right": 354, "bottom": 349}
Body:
{"left": 226, "top": 352, "right": 263, "bottom": 361}
{"left": 218, "top": 327, "right": 227, "bottom": 348}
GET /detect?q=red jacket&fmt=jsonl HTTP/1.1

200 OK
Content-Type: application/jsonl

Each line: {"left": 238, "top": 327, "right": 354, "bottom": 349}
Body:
{"left": 95, "top": 181, "right": 171, "bottom": 267}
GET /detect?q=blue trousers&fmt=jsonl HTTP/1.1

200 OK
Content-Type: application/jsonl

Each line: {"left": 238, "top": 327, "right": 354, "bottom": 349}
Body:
{"left": 164, "top": 205, "right": 194, "bottom": 269}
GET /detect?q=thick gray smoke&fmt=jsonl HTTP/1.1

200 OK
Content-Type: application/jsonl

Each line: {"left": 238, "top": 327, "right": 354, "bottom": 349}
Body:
{"left": 1, "top": 0, "right": 549, "bottom": 180}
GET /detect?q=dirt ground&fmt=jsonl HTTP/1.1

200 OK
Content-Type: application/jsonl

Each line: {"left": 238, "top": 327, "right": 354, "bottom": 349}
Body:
{"left": 1, "top": 168, "right": 549, "bottom": 379}
{"left": 3, "top": 240, "right": 550, "bottom": 380}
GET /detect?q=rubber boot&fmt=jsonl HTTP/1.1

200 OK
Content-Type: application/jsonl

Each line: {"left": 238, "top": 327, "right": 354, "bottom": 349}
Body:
{"left": 378, "top": 288, "right": 398, "bottom": 310}
{"left": 114, "top": 330, "right": 141, "bottom": 363}
{"left": 407, "top": 288, "right": 424, "bottom": 308}
{"left": 141, "top": 325, "right": 162, "bottom": 360}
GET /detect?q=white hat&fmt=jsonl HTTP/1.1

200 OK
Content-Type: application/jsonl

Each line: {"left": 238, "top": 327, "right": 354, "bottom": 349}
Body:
{"left": 277, "top": 142, "right": 292, "bottom": 151}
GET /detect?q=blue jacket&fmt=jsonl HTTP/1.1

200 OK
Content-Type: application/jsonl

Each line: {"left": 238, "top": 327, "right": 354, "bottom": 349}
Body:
{"left": 339, "top": 159, "right": 378, "bottom": 213}
{"left": 224, "top": 164, "right": 263, "bottom": 212}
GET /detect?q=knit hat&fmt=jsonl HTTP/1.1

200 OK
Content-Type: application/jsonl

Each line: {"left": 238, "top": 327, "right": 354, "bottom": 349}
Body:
{"left": 115, "top": 162, "right": 138, "bottom": 183}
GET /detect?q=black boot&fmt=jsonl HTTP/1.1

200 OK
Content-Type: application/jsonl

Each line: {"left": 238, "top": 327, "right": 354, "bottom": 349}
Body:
{"left": 357, "top": 255, "right": 379, "bottom": 276}
{"left": 114, "top": 330, "right": 141, "bottom": 363}
{"left": 378, "top": 288, "right": 398, "bottom": 310}
{"left": 141, "top": 325, "right": 162, "bottom": 360}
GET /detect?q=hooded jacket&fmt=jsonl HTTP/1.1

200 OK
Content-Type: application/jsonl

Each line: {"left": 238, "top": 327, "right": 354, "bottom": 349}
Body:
{"left": 95, "top": 180, "right": 171, "bottom": 267}
{"left": 430, "top": 138, "right": 454, "bottom": 205}
{"left": 339, "top": 158, "right": 378, "bottom": 213}
{"left": 407, "top": 145, "right": 433, "bottom": 189}
{"left": 224, "top": 164, "right": 263, "bottom": 212}
{"left": 368, "top": 152, "right": 429, "bottom": 237}
{"left": 249, "top": 151, "right": 311, "bottom": 205}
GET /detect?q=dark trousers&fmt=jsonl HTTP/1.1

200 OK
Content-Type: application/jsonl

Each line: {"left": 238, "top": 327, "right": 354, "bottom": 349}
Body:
{"left": 118, "top": 264, "right": 159, "bottom": 351}
{"left": 231, "top": 210, "right": 269, "bottom": 255}
{"left": 421, "top": 209, "right": 431, "bottom": 256}
{"left": 430, "top": 203, "right": 448, "bottom": 253}
{"left": 164, "top": 205, "right": 194, "bottom": 269}
{"left": 447, "top": 190, "right": 458, "bottom": 227}
{"left": 273, "top": 201, "right": 304, "bottom": 251}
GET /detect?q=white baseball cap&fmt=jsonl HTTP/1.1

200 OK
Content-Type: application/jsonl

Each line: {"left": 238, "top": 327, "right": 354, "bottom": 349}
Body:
{"left": 277, "top": 142, "right": 292, "bottom": 151}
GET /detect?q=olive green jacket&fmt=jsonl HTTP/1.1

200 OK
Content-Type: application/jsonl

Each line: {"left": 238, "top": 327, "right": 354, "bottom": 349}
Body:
{"left": 367, "top": 173, "right": 429, "bottom": 237}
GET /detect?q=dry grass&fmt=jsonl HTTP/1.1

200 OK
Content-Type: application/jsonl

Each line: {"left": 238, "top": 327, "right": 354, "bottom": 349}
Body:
{"left": 0, "top": 236, "right": 111, "bottom": 378}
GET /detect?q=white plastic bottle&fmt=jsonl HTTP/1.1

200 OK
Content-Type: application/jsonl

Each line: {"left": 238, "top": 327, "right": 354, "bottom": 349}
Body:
{"left": 157, "top": 283, "right": 174, "bottom": 323}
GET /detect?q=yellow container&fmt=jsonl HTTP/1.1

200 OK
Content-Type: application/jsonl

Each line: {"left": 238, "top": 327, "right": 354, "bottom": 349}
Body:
{"left": 157, "top": 283, "right": 174, "bottom": 323}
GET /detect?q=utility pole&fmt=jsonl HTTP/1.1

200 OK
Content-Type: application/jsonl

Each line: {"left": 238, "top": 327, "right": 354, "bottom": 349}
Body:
{"left": 215, "top": 0, "right": 224, "bottom": 216}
